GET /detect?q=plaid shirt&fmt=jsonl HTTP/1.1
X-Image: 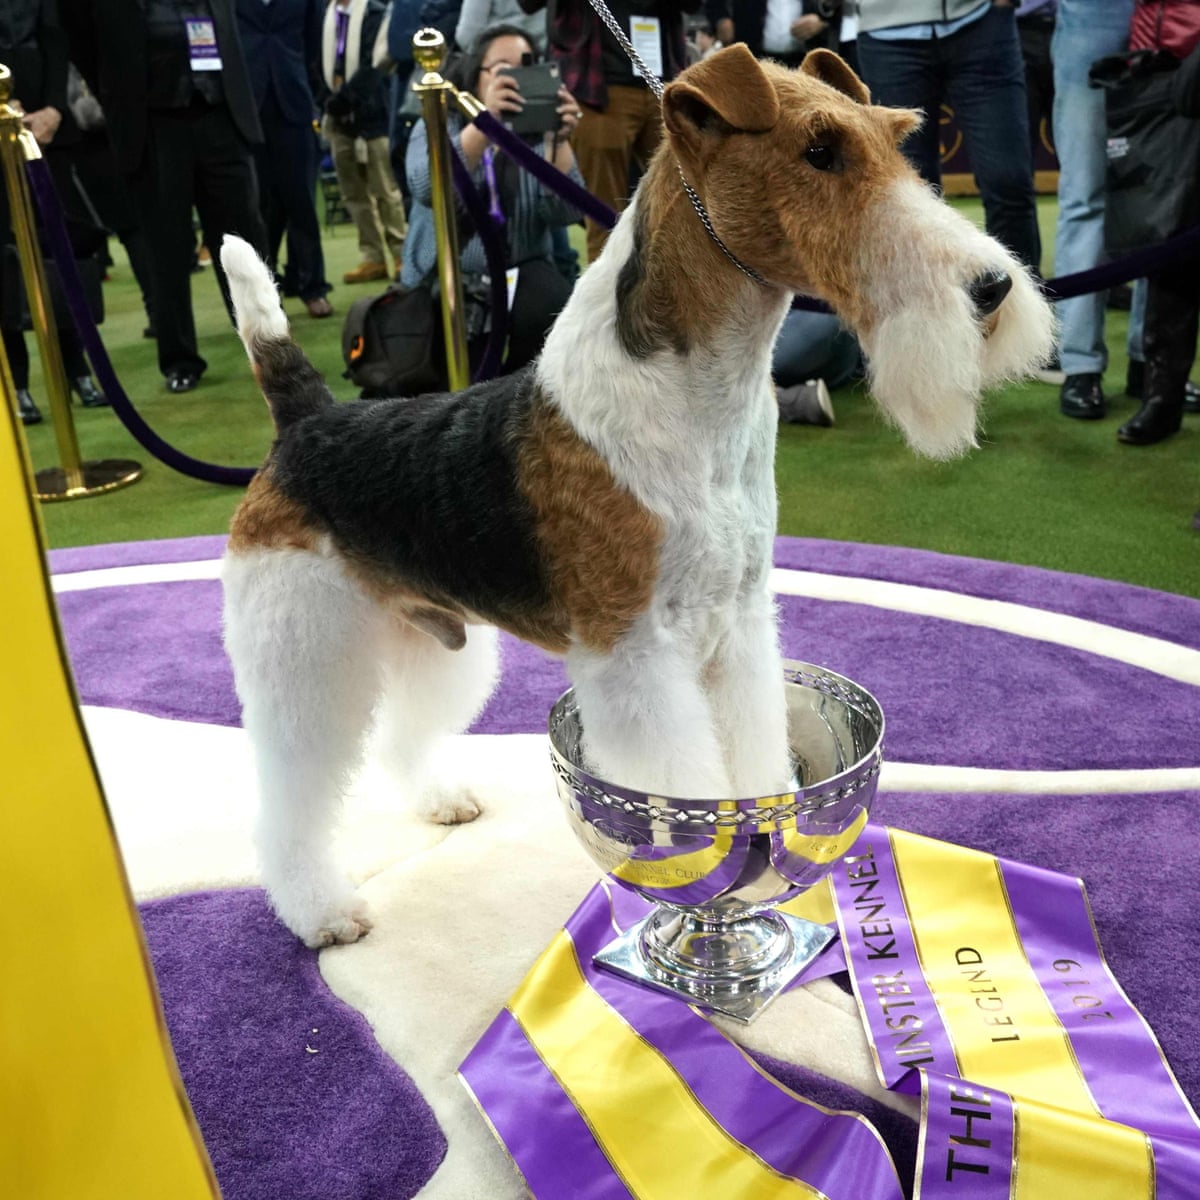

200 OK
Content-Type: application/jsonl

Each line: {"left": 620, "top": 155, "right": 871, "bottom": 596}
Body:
{"left": 545, "top": 0, "right": 696, "bottom": 108}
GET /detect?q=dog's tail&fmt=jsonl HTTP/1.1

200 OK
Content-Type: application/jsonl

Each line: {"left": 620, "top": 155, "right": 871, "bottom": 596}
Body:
{"left": 220, "top": 235, "right": 334, "bottom": 431}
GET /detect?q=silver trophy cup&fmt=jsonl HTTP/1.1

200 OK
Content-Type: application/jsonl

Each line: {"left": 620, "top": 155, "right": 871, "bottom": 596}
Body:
{"left": 549, "top": 661, "right": 884, "bottom": 1022}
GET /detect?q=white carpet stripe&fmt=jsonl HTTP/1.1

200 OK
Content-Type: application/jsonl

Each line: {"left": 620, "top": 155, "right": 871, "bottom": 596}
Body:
{"left": 881, "top": 761, "right": 1200, "bottom": 795}
{"left": 52, "top": 560, "right": 1200, "bottom": 689}
{"left": 52, "top": 559, "right": 223, "bottom": 592}
{"left": 770, "top": 567, "right": 1200, "bottom": 687}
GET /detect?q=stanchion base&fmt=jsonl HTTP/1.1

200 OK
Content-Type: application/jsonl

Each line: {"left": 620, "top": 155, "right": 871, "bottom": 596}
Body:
{"left": 36, "top": 459, "right": 142, "bottom": 502}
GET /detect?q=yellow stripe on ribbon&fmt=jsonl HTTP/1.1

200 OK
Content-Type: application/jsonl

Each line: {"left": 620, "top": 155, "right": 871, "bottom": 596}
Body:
{"left": 1013, "top": 1098, "right": 1153, "bottom": 1200}
{"left": 889, "top": 830, "right": 1151, "bottom": 1196}
{"left": 778, "top": 877, "right": 836, "bottom": 927}
{"left": 509, "top": 931, "right": 826, "bottom": 1199}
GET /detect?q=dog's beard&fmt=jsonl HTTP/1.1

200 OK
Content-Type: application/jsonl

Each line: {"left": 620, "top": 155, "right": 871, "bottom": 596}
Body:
{"left": 861, "top": 287, "right": 983, "bottom": 461}
{"left": 854, "top": 180, "right": 1057, "bottom": 460}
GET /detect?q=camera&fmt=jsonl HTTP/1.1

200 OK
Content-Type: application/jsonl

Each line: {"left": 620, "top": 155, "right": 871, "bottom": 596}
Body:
{"left": 803, "top": 0, "right": 842, "bottom": 20}
{"left": 496, "top": 62, "right": 562, "bottom": 136}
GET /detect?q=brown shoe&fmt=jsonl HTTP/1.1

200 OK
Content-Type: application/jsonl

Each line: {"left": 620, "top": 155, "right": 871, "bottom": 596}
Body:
{"left": 343, "top": 261, "right": 388, "bottom": 284}
{"left": 305, "top": 296, "right": 334, "bottom": 318}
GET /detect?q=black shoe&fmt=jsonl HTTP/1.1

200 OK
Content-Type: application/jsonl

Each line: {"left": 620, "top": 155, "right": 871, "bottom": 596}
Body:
{"left": 1117, "top": 396, "right": 1183, "bottom": 445}
{"left": 1185, "top": 381, "right": 1200, "bottom": 415}
{"left": 1060, "top": 372, "right": 1106, "bottom": 420}
{"left": 1126, "top": 360, "right": 1145, "bottom": 400}
{"left": 166, "top": 369, "right": 200, "bottom": 394}
{"left": 17, "top": 388, "right": 41, "bottom": 425}
{"left": 74, "top": 376, "right": 109, "bottom": 407}
{"left": 143, "top": 325, "right": 157, "bottom": 339}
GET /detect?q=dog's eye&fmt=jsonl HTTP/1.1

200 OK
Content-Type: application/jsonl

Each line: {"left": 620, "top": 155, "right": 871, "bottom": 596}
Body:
{"left": 805, "top": 142, "right": 838, "bottom": 171}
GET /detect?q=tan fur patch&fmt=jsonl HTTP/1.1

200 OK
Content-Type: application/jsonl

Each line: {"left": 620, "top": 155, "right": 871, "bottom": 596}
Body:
{"left": 640, "top": 51, "right": 921, "bottom": 336}
{"left": 228, "top": 471, "right": 320, "bottom": 554}
{"left": 517, "top": 394, "right": 663, "bottom": 654}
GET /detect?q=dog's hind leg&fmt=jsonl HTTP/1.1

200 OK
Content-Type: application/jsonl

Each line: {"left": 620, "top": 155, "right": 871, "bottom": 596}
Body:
{"left": 223, "top": 548, "right": 386, "bottom": 947}
{"left": 567, "top": 632, "right": 732, "bottom": 799}
{"left": 373, "top": 622, "right": 500, "bottom": 824}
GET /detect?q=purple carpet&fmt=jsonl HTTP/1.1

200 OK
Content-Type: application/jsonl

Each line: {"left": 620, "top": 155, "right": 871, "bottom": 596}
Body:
{"left": 141, "top": 889, "right": 446, "bottom": 1200}
{"left": 52, "top": 535, "right": 1200, "bottom": 1198}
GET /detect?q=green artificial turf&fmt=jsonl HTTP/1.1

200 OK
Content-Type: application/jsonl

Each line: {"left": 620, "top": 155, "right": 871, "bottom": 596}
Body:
{"left": 17, "top": 199, "right": 1200, "bottom": 598}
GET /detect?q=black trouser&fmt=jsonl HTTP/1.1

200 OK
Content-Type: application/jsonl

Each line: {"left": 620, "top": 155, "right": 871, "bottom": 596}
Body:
{"left": 255, "top": 91, "right": 329, "bottom": 303}
{"left": 1018, "top": 12, "right": 1055, "bottom": 269}
{"left": 4, "top": 326, "right": 88, "bottom": 390}
{"left": 126, "top": 100, "right": 266, "bottom": 378}
{"left": 1143, "top": 263, "right": 1200, "bottom": 416}
{"left": 501, "top": 257, "right": 573, "bottom": 374}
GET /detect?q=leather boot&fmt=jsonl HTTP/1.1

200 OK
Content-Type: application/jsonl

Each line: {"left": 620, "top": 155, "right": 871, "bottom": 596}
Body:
{"left": 1118, "top": 349, "right": 1185, "bottom": 445}
{"left": 1118, "top": 395, "right": 1183, "bottom": 444}
{"left": 17, "top": 388, "right": 41, "bottom": 425}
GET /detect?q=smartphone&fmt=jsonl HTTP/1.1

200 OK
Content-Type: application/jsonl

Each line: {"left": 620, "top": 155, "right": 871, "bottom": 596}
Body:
{"left": 497, "top": 62, "right": 562, "bottom": 135}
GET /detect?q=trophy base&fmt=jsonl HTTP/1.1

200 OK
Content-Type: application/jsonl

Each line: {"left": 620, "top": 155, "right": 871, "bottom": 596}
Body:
{"left": 594, "top": 907, "right": 835, "bottom": 1024}
{"left": 36, "top": 459, "right": 143, "bottom": 503}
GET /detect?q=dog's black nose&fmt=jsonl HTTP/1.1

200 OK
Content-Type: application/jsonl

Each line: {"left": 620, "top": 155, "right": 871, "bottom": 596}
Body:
{"left": 969, "top": 270, "right": 1013, "bottom": 317}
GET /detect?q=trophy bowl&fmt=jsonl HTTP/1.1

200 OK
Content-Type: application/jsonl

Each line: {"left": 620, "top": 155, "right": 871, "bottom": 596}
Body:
{"left": 548, "top": 661, "right": 884, "bottom": 1022}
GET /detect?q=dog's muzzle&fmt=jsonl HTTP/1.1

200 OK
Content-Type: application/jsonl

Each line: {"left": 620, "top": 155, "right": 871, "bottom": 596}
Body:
{"left": 968, "top": 269, "right": 1013, "bottom": 318}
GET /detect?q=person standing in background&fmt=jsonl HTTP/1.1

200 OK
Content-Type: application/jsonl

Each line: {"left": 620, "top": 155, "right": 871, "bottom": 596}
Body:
{"left": 855, "top": 1, "right": 1041, "bottom": 275}
{"left": 63, "top": 0, "right": 268, "bottom": 394}
{"left": 321, "top": 0, "right": 408, "bottom": 285}
{"left": 521, "top": 0, "right": 700, "bottom": 263}
{"left": 1050, "top": 0, "right": 1142, "bottom": 420}
{"left": 236, "top": 0, "right": 333, "bottom": 317}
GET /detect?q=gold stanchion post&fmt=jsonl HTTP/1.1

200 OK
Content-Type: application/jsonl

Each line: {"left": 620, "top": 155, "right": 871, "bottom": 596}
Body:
{"left": 0, "top": 63, "right": 140, "bottom": 501}
{"left": 411, "top": 29, "right": 472, "bottom": 392}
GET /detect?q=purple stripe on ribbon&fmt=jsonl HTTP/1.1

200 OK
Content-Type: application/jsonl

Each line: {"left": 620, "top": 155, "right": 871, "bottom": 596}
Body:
{"left": 567, "top": 888, "right": 906, "bottom": 1200}
{"left": 460, "top": 1008, "right": 634, "bottom": 1200}
{"left": 833, "top": 826, "right": 959, "bottom": 1086}
{"left": 999, "top": 858, "right": 1200, "bottom": 1200}
{"left": 918, "top": 1072, "right": 1015, "bottom": 1200}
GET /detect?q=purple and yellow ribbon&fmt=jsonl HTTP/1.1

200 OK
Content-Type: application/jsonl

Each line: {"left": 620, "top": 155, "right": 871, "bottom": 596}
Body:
{"left": 463, "top": 824, "right": 1200, "bottom": 1197}
{"left": 834, "top": 827, "right": 1200, "bottom": 1199}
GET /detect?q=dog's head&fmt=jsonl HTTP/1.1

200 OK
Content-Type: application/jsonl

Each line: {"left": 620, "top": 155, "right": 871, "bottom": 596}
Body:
{"left": 661, "top": 46, "right": 1055, "bottom": 459}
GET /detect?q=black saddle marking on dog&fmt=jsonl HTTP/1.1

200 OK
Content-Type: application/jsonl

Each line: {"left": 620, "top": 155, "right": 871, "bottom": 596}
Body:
{"left": 269, "top": 368, "right": 555, "bottom": 630}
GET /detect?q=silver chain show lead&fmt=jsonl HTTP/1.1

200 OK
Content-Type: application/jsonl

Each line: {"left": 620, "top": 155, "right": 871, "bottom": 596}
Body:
{"left": 583, "top": 0, "right": 768, "bottom": 286}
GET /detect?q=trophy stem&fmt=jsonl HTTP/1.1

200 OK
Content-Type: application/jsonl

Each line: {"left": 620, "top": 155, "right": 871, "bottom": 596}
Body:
{"left": 595, "top": 904, "right": 835, "bottom": 1023}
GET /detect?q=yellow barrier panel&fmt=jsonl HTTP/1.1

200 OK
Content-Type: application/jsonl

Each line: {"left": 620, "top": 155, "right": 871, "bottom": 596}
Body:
{"left": 0, "top": 389, "right": 218, "bottom": 1194}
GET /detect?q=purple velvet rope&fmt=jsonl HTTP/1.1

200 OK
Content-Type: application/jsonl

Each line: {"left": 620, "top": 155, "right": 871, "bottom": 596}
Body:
{"left": 471, "top": 109, "right": 619, "bottom": 230}
{"left": 447, "top": 138, "right": 509, "bottom": 382}
{"left": 24, "top": 157, "right": 257, "bottom": 486}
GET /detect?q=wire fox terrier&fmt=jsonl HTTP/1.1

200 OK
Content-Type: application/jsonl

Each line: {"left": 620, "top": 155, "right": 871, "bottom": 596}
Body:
{"left": 220, "top": 46, "right": 1053, "bottom": 947}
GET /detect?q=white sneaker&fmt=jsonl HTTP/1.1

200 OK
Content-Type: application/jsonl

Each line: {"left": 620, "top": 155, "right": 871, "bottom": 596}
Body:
{"left": 776, "top": 379, "right": 834, "bottom": 426}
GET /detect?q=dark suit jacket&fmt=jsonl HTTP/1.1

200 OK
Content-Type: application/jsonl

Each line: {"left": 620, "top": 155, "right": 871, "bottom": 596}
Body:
{"left": 235, "top": 0, "right": 322, "bottom": 126}
{"left": 61, "top": 0, "right": 262, "bottom": 174}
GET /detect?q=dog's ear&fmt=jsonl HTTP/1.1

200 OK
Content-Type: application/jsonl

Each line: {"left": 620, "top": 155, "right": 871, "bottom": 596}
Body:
{"left": 663, "top": 44, "right": 781, "bottom": 159}
{"left": 799, "top": 48, "right": 870, "bottom": 106}
{"left": 880, "top": 107, "right": 922, "bottom": 145}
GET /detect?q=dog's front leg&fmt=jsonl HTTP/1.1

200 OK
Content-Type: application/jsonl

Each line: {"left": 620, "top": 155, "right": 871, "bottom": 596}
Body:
{"left": 567, "top": 633, "right": 732, "bottom": 799}
{"left": 706, "top": 590, "right": 792, "bottom": 797}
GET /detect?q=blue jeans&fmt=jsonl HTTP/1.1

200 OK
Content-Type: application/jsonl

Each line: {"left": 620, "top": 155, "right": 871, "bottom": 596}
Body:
{"left": 1051, "top": 0, "right": 1141, "bottom": 375}
{"left": 858, "top": 6, "right": 1040, "bottom": 271}
{"left": 772, "top": 311, "right": 862, "bottom": 390}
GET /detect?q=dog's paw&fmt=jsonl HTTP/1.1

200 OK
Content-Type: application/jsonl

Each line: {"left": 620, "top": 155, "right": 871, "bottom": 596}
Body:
{"left": 300, "top": 898, "right": 373, "bottom": 949}
{"left": 418, "top": 783, "right": 482, "bottom": 826}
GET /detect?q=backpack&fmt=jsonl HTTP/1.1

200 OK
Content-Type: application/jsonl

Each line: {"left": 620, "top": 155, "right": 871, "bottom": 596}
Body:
{"left": 341, "top": 283, "right": 446, "bottom": 398}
